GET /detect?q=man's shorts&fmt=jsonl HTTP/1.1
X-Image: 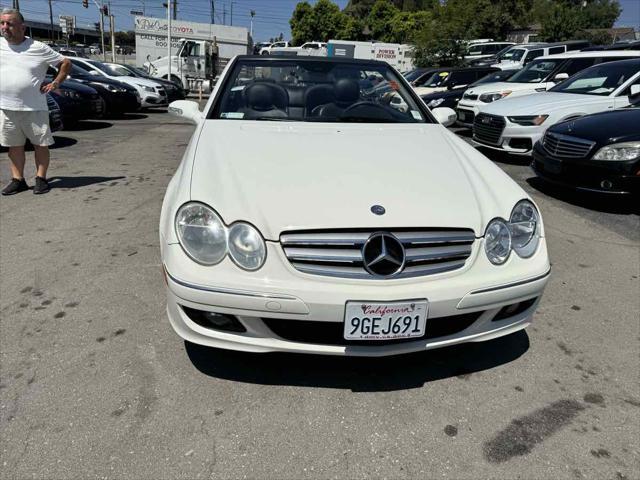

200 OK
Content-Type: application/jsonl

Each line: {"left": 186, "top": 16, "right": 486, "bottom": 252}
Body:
{"left": 0, "top": 109, "right": 54, "bottom": 147}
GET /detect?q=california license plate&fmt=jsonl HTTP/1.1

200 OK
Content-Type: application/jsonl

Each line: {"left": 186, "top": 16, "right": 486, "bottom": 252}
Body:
{"left": 343, "top": 300, "right": 428, "bottom": 341}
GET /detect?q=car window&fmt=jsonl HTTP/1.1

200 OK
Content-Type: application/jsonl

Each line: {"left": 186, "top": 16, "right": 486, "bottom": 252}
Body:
{"left": 560, "top": 58, "right": 596, "bottom": 77}
{"left": 472, "top": 69, "right": 517, "bottom": 85}
{"left": 507, "top": 59, "right": 564, "bottom": 83}
{"left": 110, "top": 65, "right": 132, "bottom": 76}
{"left": 550, "top": 62, "right": 640, "bottom": 96}
{"left": 524, "top": 49, "right": 544, "bottom": 64}
{"left": 503, "top": 48, "right": 525, "bottom": 62}
{"left": 86, "top": 60, "right": 125, "bottom": 76}
{"left": 549, "top": 46, "right": 566, "bottom": 55}
{"left": 211, "top": 59, "right": 433, "bottom": 123}
{"left": 450, "top": 71, "right": 476, "bottom": 86}
{"left": 70, "top": 59, "right": 93, "bottom": 73}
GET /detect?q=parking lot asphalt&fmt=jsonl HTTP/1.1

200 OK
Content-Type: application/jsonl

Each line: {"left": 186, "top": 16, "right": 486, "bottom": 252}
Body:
{"left": 1, "top": 110, "right": 639, "bottom": 479}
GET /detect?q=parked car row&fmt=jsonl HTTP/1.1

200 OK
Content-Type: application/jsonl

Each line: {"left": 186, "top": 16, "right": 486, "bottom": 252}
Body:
{"left": 411, "top": 50, "right": 640, "bottom": 195}
{"left": 43, "top": 58, "right": 186, "bottom": 131}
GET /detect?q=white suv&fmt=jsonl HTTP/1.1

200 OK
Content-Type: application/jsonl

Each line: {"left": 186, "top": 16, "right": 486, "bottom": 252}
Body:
{"left": 493, "top": 41, "right": 591, "bottom": 70}
{"left": 456, "top": 51, "right": 640, "bottom": 127}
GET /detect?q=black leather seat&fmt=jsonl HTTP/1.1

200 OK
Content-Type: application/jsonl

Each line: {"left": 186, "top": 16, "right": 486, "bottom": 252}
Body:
{"left": 241, "top": 82, "right": 289, "bottom": 119}
{"left": 304, "top": 84, "right": 335, "bottom": 117}
{"left": 310, "top": 79, "right": 360, "bottom": 119}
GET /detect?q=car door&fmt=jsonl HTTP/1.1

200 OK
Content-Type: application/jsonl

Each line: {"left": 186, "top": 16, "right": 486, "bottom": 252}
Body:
{"left": 447, "top": 70, "right": 477, "bottom": 90}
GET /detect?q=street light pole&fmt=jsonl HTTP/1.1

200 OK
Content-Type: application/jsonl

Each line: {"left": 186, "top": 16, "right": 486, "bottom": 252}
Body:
{"left": 167, "top": 0, "right": 172, "bottom": 80}
{"left": 48, "top": 0, "right": 54, "bottom": 42}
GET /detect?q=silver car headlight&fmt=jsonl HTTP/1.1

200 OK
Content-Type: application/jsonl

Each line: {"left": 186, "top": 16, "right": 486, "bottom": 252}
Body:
{"left": 509, "top": 200, "right": 540, "bottom": 258}
{"left": 592, "top": 141, "right": 640, "bottom": 161}
{"left": 228, "top": 223, "right": 266, "bottom": 271}
{"left": 484, "top": 218, "right": 511, "bottom": 265}
{"left": 175, "top": 203, "right": 227, "bottom": 265}
{"left": 143, "top": 85, "right": 155, "bottom": 92}
{"left": 508, "top": 115, "right": 549, "bottom": 126}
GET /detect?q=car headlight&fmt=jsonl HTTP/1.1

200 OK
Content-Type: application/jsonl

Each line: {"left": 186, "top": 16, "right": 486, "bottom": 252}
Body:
{"left": 427, "top": 98, "right": 445, "bottom": 108}
{"left": 484, "top": 218, "right": 512, "bottom": 265}
{"left": 142, "top": 85, "right": 155, "bottom": 92}
{"left": 97, "top": 83, "right": 126, "bottom": 92}
{"left": 228, "top": 223, "right": 266, "bottom": 271}
{"left": 175, "top": 203, "right": 227, "bottom": 265}
{"left": 592, "top": 141, "right": 640, "bottom": 161}
{"left": 479, "top": 91, "right": 511, "bottom": 103}
{"left": 509, "top": 200, "right": 540, "bottom": 258}
{"left": 508, "top": 115, "right": 549, "bottom": 126}
{"left": 485, "top": 201, "right": 542, "bottom": 264}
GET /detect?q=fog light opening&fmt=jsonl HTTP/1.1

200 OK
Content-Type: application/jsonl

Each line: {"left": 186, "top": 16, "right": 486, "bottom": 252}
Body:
{"left": 600, "top": 180, "right": 613, "bottom": 190}
{"left": 492, "top": 297, "right": 538, "bottom": 322}
{"left": 181, "top": 305, "right": 247, "bottom": 333}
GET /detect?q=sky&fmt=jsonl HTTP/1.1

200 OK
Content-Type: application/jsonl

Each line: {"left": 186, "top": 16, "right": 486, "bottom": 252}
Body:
{"left": 2, "top": 0, "right": 639, "bottom": 42}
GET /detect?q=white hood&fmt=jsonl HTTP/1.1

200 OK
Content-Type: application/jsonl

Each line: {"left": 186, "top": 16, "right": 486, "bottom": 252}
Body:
{"left": 187, "top": 122, "right": 528, "bottom": 240}
{"left": 465, "top": 81, "right": 546, "bottom": 97}
{"left": 480, "top": 92, "right": 606, "bottom": 116}
{"left": 116, "top": 76, "right": 162, "bottom": 89}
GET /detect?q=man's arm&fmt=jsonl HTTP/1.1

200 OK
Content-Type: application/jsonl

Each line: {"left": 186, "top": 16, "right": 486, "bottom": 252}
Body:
{"left": 41, "top": 58, "right": 72, "bottom": 94}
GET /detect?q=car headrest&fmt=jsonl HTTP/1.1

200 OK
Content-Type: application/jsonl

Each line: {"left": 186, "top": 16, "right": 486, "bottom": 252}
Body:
{"left": 244, "top": 82, "right": 288, "bottom": 111}
{"left": 334, "top": 78, "right": 360, "bottom": 104}
{"left": 304, "top": 84, "right": 335, "bottom": 112}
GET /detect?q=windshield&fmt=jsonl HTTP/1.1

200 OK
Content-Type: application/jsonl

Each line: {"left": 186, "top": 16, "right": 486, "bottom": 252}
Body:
{"left": 501, "top": 48, "right": 525, "bottom": 62}
{"left": 404, "top": 69, "right": 428, "bottom": 82}
{"left": 494, "top": 45, "right": 515, "bottom": 60}
{"left": 473, "top": 69, "right": 518, "bottom": 86}
{"left": 416, "top": 71, "right": 450, "bottom": 87}
{"left": 507, "top": 59, "right": 563, "bottom": 83}
{"left": 87, "top": 60, "right": 126, "bottom": 76}
{"left": 211, "top": 59, "right": 432, "bottom": 123}
{"left": 550, "top": 61, "right": 640, "bottom": 96}
{"left": 110, "top": 65, "right": 134, "bottom": 76}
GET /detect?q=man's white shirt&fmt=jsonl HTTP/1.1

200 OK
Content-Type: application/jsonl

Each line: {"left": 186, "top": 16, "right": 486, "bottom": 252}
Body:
{"left": 0, "top": 36, "right": 64, "bottom": 111}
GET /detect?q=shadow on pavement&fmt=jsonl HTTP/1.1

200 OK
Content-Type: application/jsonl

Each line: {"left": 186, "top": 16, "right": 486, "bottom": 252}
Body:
{"left": 185, "top": 330, "right": 530, "bottom": 391}
{"left": 48, "top": 175, "right": 126, "bottom": 189}
{"left": 62, "top": 120, "right": 113, "bottom": 131}
{"left": 477, "top": 147, "right": 532, "bottom": 166}
{"left": 527, "top": 177, "right": 639, "bottom": 215}
{"left": 106, "top": 113, "right": 148, "bottom": 120}
{"left": 50, "top": 136, "right": 78, "bottom": 149}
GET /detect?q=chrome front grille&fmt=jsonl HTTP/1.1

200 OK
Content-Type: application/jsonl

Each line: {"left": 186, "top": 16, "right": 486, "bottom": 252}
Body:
{"left": 542, "top": 132, "right": 595, "bottom": 159}
{"left": 473, "top": 113, "right": 506, "bottom": 145}
{"left": 281, "top": 229, "right": 476, "bottom": 279}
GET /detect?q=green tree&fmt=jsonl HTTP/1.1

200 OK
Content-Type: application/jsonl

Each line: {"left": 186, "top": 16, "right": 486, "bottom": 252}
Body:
{"left": 367, "top": 0, "right": 400, "bottom": 41}
{"left": 290, "top": 2, "right": 315, "bottom": 45}
{"left": 389, "top": 10, "right": 430, "bottom": 43}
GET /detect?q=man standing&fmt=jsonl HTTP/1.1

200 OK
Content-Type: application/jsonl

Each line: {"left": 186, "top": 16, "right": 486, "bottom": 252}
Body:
{"left": 0, "top": 8, "right": 71, "bottom": 195}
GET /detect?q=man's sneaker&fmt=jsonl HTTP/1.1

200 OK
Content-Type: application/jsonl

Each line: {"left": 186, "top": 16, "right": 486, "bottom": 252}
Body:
{"left": 33, "top": 176, "right": 50, "bottom": 195}
{"left": 1, "top": 178, "right": 29, "bottom": 196}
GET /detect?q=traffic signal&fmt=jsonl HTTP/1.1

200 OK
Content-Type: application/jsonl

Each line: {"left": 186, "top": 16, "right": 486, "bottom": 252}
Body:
{"left": 102, "top": 5, "right": 108, "bottom": 15}
{"left": 82, "top": 0, "right": 88, "bottom": 8}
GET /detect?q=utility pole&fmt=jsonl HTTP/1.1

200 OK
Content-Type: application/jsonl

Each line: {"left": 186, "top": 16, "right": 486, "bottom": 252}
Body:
{"left": 12, "top": 0, "right": 20, "bottom": 11}
{"left": 173, "top": 0, "right": 177, "bottom": 20}
{"left": 249, "top": 10, "right": 254, "bottom": 38}
{"left": 167, "top": 0, "right": 172, "bottom": 80}
{"left": 222, "top": 3, "right": 225, "bottom": 25}
{"left": 100, "top": 1, "right": 106, "bottom": 61}
{"left": 230, "top": 1, "right": 233, "bottom": 26}
{"left": 210, "top": 0, "right": 214, "bottom": 24}
{"left": 48, "top": 0, "right": 54, "bottom": 42}
{"left": 109, "top": 14, "right": 116, "bottom": 62}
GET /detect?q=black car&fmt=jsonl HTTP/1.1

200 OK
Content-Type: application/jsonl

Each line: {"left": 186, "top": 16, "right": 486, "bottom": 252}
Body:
{"left": 109, "top": 64, "right": 186, "bottom": 102}
{"left": 421, "top": 68, "right": 516, "bottom": 110}
{"left": 49, "top": 65, "right": 141, "bottom": 116}
{"left": 411, "top": 66, "right": 501, "bottom": 91}
{"left": 46, "top": 94, "right": 64, "bottom": 132}
{"left": 532, "top": 95, "right": 640, "bottom": 195}
{"left": 45, "top": 78, "right": 104, "bottom": 123}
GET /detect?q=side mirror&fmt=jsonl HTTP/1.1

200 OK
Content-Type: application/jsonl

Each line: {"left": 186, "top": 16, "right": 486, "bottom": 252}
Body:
{"left": 168, "top": 100, "right": 202, "bottom": 125}
{"left": 432, "top": 107, "right": 457, "bottom": 127}
{"left": 554, "top": 72, "right": 569, "bottom": 83}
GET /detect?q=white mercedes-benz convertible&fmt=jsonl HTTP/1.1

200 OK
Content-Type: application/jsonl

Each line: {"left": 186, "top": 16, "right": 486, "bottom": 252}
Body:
{"left": 161, "top": 55, "right": 550, "bottom": 356}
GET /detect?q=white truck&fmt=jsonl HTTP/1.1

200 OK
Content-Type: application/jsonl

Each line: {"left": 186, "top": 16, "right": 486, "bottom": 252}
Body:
{"left": 267, "top": 42, "right": 327, "bottom": 57}
{"left": 327, "top": 40, "right": 415, "bottom": 72}
{"left": 144, "top": 38, "right": 219, "bottom": 94}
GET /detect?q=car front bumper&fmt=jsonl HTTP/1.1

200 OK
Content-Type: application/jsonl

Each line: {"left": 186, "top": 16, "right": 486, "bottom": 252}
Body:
{"left": 531, "top": 141, "right": 640, "bottom": 194}
{"left": 473, "top": 119, "right": 545, "bottom": 155}
{"left": 141, "top": 91, "right": 168, "bottom": 108}
{"left": 162, "top": 238, "right": 550, "bottom": 356}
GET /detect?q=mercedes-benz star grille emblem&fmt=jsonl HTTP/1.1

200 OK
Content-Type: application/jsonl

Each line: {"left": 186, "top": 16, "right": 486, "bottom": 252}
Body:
{"left": 362, "top": 233, "right": 406, "bottom": 277}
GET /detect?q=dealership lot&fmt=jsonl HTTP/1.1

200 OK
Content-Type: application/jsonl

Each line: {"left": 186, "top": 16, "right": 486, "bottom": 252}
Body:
{"left": 0, "top": 110, "right": 638, "bottom": 478}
